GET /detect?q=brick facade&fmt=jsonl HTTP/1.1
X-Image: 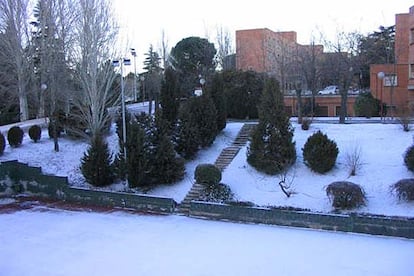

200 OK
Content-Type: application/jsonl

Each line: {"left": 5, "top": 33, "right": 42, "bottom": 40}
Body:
{"left": 370, "top": 6, "right": 414, "bottom": 116}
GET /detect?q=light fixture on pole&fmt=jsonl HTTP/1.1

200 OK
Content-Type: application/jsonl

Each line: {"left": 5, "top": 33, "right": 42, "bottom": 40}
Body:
{"left": 377, "top": 71, "right": 385, "bottom": 120}
{"left": 112, "top": 58, "right": 131, "bottom": 174}
{"left": 130, "top": 48, "right": 137, "bottom": 102}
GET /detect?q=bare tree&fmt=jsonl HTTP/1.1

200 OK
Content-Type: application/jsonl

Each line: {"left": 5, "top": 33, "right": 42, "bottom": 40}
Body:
{"left": 71, "top": 0, "right": 118, "bottom": 138}
{"left": 0, "top": 0, "right": 31, "bottom": 121}
{"left": 322, "top": 31, "right": 361, "bottom": 123}
{"left": 158, "top": 29, "right": 169, "bottom": 70}
{"left": 215, "top": 25, "right": 234, "bottom": 70}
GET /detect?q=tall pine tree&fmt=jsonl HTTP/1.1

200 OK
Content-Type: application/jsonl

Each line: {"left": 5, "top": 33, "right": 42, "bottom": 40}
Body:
{"left": 160, "top": 67, "right": 180, "bottom": 131}
{"left": 247, "top": 77, "right": 296, "bottom": 175}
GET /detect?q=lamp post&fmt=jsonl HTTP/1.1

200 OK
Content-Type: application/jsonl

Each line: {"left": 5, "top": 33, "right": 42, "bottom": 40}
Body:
{"left": 377, "top": 71, "right": 385, "bottom": 120}
{"left": 130, "top": 48, "right": 137, "bottom": 102}
{"left": 140, "top": 75, "right": 145, "bottom": 105}
{"left": 112, "top": 58, "right": 131, "bottom": 167}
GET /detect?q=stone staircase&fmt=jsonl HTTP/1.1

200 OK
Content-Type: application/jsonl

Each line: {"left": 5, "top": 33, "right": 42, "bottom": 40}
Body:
{"left": 177, "top": 123, "right": 256, "bottom": 214}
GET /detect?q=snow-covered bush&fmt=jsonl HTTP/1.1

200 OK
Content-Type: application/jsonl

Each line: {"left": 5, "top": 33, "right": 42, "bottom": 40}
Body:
{"left": 326, "top": 181, "right": 366, "bottom": 210}
{"left": 391, "top": 179, "right": 414, "bottom": 201}
{"left": 302, "top": 131, "right": 338, "bottom": 174}
{"left": 403, "top": 145, "right": 414, "bottom": 172}
{"left": 199, "top": 183, "right": 234, "bottom": 203}
{"left": 28, "top": 125, "right": 42, "bottom": 143}
{"left": 7, "top": 126, "right": 24, "bottom": 148}
{"left": 194, "top": 163, "right": 221, "bottom": 185}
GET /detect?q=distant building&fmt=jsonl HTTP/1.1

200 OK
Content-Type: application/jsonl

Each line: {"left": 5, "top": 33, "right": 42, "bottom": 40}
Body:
{"left": 235, "top": 28, "right": 356, "bottom": 117}
{"left": 370, "top": 5, "right": 414, "bottom": 116}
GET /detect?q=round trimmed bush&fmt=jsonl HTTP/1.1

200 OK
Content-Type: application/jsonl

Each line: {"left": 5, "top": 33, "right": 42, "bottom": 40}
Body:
{"left": 28, "top": 124, "right": 42, "bottom": 142}
{"left": 194, "top": 163, "right": 222, "bottom": 185}
{"left": 391, "top": 179, "right": 414, "bottom": 201}
{"left": 7, "top": 126, "right": 24, "bottom": 147}
{"left": 326, "top": 181, "right": 366, "bottom": 209}
{"left": 0, "top": 132, "right": 5, "bottom": 155}
{"left": 404, "top": 145, "right": 414, "bottom": 172}
{"left": 200, "top": 183, "right": 234, "bottom": 203}
{"left": 302, "top": 130, "right": 339, "bottom": 173}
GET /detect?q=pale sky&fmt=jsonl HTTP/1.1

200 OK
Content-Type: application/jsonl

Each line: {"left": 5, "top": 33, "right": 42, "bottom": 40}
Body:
{"left": 113, "top": 0, "right": 413, "bottom": 71}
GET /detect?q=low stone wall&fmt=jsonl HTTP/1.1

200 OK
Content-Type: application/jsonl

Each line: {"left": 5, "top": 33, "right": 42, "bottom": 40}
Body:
{"left": 189, "top": 201, "right": 414, "bottom": 239}
{"left": 0, "top": 160, "right": 176, "bottom": 214}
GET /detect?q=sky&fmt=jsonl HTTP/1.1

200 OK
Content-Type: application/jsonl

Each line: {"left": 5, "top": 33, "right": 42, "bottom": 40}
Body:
{"left": 113, "top": 0, "right": 413, "bottom": 71}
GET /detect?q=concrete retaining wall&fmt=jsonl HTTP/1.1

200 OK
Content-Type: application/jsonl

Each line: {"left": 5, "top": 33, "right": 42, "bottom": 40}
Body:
{"left": 189, "top": 201, "right": 414, "bottom": 239}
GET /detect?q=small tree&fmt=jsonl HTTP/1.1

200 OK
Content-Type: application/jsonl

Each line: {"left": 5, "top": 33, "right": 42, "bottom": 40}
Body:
{"left": 160, "top": 67, "right": 180, "bottom": 131}
{"left": 303, "top": 131, "right": 339, "bottom": 174}
{"left": 208, "top": 72, "right": 227, "bottom": 131}
{"left": 80, "top": 134, "right": 114, "bottom": 187}
{"left": 247, "top": 77, "right": 296, "bottom": 175}
{"left": 147, "top": 111, "right": 185, "bottom": 184}
{"left": 175, "top": 104, "right": 200, "bottom": 159}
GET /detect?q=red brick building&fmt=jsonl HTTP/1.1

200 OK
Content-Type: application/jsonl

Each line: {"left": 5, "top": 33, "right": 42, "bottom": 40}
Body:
{"left": 236, "top": 28, "right": 351, "bottom": 117}
{"left": 370, "top": 6, "right": 414, "bottom": 116}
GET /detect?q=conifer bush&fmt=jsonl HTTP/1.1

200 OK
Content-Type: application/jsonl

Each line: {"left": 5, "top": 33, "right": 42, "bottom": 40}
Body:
{"left": 391, "top": 179, "right": 414, "bottom": 201}
{"left": 7, "top": 126, "right": 24, "bottom": 147}
{"left": 0, "top": 132, "right": 5, "bottom": 155}
{"left": 326, "top": 181, "right": 366, "bottom": 209}
{"left": 302, "top": 130, "right": 338, "bottom": 173}
{"left": 194, "top": 163, "right": 222, "bottom": 185}
{"left": 403, "top": 145, "right": 414, "bottom": 172}
{"left": 80, "top": 134, "right": 114, "bottom": 187}
{"left": 28, "top": 125, "right": 42, "bottom": 142}
{"left": 247, "top": 77, "right": 296, "bottom": 175}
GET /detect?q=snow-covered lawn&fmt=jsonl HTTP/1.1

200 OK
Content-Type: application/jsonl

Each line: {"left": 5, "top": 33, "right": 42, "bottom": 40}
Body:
{"left": 0, "top": 208, "right": 412, "bottom": 276}
{"left": 1, "top": 119, "right": 414, "bottom": 217}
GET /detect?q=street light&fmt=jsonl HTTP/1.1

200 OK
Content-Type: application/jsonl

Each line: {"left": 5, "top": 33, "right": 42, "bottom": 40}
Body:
{"left": 130, "top": 48, "right": 137, "bottom": 102}
{"left": 140, "top": 75, "right": 145, "bottom": 104}
{"left": 112, "top": 58, "right": 131, "bottom": 168}
{"left": 377, "top": 71, "right": 385, "bottom": 120}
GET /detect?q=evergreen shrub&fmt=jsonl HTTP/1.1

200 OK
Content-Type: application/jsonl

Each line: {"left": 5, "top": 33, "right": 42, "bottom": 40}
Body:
{"left": 404, "top": 145, "right": 414, "bottom": 172}
{"left": 354, "top": 92, "right": 380, "bottom": 118}
{"left": 326, "top": 181, "right": 366, "bottom": 209}
{"left": 7, "top": 126, "right": 24, "bottom": 147}
{"left": 0, "top": 132, "right": 5, "bottom": 155}
{"left": 28, "top": 125, "right": 42, "bottom": 142}
{"left": 200, "top": 183, "right": 234, "bottom": 203}
{"left": 194, "top": 163, "right": 221, "bottom": 185}
{"left": 80, "top": 134, "right": 114, "bottom": 187}
{"left": 48, "top": 121, "right": 63, "bottom": 139}
{"left": 391, "top": 179, "right": 414, "bottom": 201}
{"left": 301, "top": 117, "right": 312, "bottom": 130}
{"left": 302, "top": 131, "right": 338, "bottom": 173}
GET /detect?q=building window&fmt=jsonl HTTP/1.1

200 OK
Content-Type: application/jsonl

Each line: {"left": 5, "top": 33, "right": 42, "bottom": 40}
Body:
{"left": 410, "top": 64, "right": 414, "bottom": 79}
{"left": 411, "top": 28, "right": 414, "bottom": 44}
{"left": 384, "top": 73, "right": 398, "bottom": 86}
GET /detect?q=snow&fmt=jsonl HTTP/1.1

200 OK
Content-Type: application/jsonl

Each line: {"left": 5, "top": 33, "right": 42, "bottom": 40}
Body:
{"left": 1, "top": 118, "right": 414, "bottom": 275}
{"left": 0, "top": 209, "right": 412, "bottom": 276}
{"left": 1, "top": 118, "right": 414, "bottom": 217}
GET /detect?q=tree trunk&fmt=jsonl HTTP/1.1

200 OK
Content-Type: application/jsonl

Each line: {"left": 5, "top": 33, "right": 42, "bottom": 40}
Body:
{"left": 339, "top": 90, "right": 348, "bottom": 124}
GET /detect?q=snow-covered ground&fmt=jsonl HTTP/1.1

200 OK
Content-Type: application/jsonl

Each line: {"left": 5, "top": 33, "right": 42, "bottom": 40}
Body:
{"left": 0, "top": 208, "right": 412, "bottom": 276}
{"left": 1, "top": 119, "right": 414, "bottom": 217}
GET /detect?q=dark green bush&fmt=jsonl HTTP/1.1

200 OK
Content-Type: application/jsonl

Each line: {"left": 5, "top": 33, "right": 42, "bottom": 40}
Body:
{"left": 354, "top": 92, "right": 380, "bottom": 118}
{"left": 391, "top": 179, "right": 414, "bottom": 201}
{"left": 199, "top": 183, "right": 234, "bottom": 203}
{"left": 0, "top": 132, "right": 5, "bottom": 155}
{"left": 404, "top": 145, "right": 414, "bottom": 172}
{"left": 194, "top": 163, "right": 222, "bottom": 185}
{"left": 80, "top": 134, "right": 114, "bottom": 187}
{"left": 28, "top": 125, "right": 42, "bottom": 142}
{"left": 326, "top": 181, "right": 366, "bottom": 209}
{"left": 48, "top": 121, "right": 63, "bottom": 139}
{"left": 7, "top": 126, "right": 24, "bottom": 147}
{"left": 302, "top": 131, "right": 338, "bottom": 173}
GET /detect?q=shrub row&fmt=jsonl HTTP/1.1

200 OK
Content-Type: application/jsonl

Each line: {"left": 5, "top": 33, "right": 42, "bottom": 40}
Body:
{"left": 0, "top": 125, "right": 44, "bottom": 154}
